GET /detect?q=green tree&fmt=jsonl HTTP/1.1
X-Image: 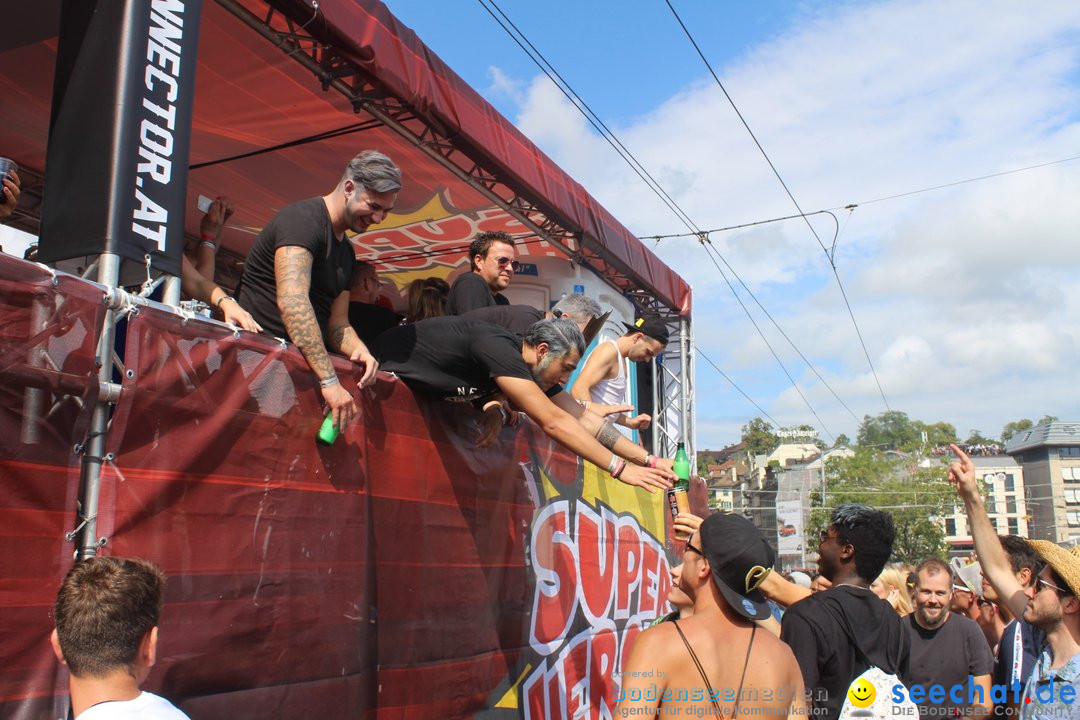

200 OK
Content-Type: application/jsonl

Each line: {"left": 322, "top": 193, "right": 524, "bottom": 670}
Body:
{"left": 833, "top": 433, "right": 851, "bottom": 448}
{"left": 1001, "top": 419, "right": 1033, "bottom": 444}
{"left": 856, "top": 411, "right": 920, "bottom": 450}
{"left": 808, "top": 448, "right": 952, "bottom": 566}
{"left": 1037, "top": 415, "right": 1059, "bottom": 426}
{"left": 964, "top": 429, "right": 995, "bottom": 446}
{"left": 912, "top": 420, "right": 958, "bottom": 447}
{"left": 741, "top": 417, "right": 778, "bottom": 457}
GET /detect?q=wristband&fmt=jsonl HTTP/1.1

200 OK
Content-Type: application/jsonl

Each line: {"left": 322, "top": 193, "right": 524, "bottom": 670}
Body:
{"left": 319, "top": 375, "right": 340, "bottom": 389}
{"left": 216, "top": 294, "right": 237, "bottom": 308}
{"left": 200, "top": 232, "right": 217, "bottom": 242}
{"left": 644, "top": 453, "right": 658, "bottom": 468}
{"left": 612, "top": 458, "right": 627, "bottom": 479}
{"left": 200, "top": 240, "right": 218, "bottom": 250}
{"left": 607, "top": 455, "right": 619, "bottom": 473}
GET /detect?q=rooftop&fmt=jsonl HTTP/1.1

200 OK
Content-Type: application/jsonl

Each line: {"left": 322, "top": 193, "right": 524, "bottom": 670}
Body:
{"left": 1005, "top": 422, "right": 1080, "bottom": 454}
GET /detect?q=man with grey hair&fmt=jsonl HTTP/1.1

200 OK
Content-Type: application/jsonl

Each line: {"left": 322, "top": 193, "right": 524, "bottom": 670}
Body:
{"left": 238, "top": 150, "right": 402, "bottom": 432}
{"left": 464, "top": 293, "right": 606, "bottom": 344}
{"left": 463, "top": 295, "right": 672, "bottom": 470}
{"left": 372, "top": 315, "right": 674, "bottom": 493}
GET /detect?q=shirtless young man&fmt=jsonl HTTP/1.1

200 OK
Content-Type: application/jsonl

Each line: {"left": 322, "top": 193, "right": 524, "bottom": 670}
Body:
{"left": 615, "top": 513, "right": 806, "bottom": 718}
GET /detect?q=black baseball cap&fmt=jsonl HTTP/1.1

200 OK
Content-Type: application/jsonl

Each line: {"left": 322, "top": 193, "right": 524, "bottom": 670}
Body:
{"left": 622, "top": 317, "right": 670, "bottom": 345}
{"left": 698, "top": 512, "right": 776, "bottom": 621}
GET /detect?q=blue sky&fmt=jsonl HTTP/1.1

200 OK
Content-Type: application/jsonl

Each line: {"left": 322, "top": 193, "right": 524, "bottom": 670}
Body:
{"left": 390, "top": 0, "right": 1080, "bottom": 448}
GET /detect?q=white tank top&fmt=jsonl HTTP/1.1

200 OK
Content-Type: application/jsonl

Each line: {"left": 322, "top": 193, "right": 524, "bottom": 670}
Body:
{"left": 589, "top": 340, "right": 633, "bottom": 438}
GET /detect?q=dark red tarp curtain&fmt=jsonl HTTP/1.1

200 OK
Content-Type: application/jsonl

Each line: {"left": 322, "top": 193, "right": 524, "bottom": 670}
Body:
{"left": 0, "top": 252, "right": 699, "bottom": 718}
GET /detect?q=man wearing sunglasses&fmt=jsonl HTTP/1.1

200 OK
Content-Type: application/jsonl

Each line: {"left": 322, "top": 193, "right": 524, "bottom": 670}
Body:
{"left": 948, "top": 444, "right": 1080, "bottom": 720}
{"left": 985, "top": 536, "right": 1044, "bottom": 716}
{"left": 445, "top": 231, "right": 517, "bottom": 315}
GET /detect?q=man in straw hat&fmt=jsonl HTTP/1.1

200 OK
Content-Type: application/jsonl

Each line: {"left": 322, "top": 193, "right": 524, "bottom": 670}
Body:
{"left": 948, "top": 444, "right": 1080, "bottom": 720}
{"left": 615, "top": 513, "right": 806, "bottom": 718}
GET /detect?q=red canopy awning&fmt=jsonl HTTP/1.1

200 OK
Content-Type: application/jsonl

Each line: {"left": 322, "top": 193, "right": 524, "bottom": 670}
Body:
{"left": 0, "top": 0, "right": 690, "bottom": 315}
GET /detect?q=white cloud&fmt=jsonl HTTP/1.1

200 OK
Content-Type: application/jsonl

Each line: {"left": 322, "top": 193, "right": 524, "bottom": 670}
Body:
{"left": 496, "top": 0, "right": 1080, "bottom": 444}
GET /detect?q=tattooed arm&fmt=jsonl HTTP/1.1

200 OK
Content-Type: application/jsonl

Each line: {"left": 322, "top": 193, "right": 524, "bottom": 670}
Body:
{"left": 326, "top": 292, "right": 379, "bottom": 388}
{"left": 275, "top": 245, "right": 358, "bottom": 429}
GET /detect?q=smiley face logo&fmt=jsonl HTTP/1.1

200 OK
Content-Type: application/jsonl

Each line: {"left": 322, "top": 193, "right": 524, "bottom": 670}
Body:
{"left": 847, "top": 678, "right": 876, "bottom": 708}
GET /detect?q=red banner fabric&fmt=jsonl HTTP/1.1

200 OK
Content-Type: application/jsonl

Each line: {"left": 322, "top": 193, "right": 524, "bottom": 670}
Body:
{"left": 0, "top": 258, "right": 688, "bottom": 718}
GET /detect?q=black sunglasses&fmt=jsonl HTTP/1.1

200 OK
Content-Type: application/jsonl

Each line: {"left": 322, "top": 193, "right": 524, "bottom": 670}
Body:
{"left": 493, "top": 255, "right": 520, "bottom": 271}
{"left": 684, "top": 539, "right": 703, "bottom": 556}
{"left": 1035, "top": 576, "right": 1071, "bottom": 596}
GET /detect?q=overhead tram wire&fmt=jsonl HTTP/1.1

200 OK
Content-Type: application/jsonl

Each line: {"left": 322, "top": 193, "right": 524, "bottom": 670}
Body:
{"left": 697, "top": 243, "right": 835, "bottom": 443}
{"left": 696, "top": 230, "right": 860, "bottom": 426}
{"left": 476, "top": 0, "right": 848, "bottom": 437}
{"left": 642, "top": 210, "right": 861, "bottom": 425}
{"left": 662, "top": 0, "right": 891, "bottom": 414}
{"left": 829, "top": 153, "right": 1080, "bottom": 210}
{"left": 475, "top": 0, "right": 698, "bottom": 236}
{"left": 643, "top": 148, "right": 1080, "bottom": 241}
{"left": 696, "top": 348, "right": 780, "bottom": 428}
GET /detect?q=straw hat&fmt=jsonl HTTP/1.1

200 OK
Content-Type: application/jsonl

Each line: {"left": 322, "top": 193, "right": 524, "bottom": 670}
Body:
{"left": 1026, "top": 541, "right": 1080, "bottom": 598}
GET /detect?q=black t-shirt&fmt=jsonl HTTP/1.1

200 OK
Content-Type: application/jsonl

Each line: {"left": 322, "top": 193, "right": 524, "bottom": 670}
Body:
{"left": 463, "top": 304, "right": 543, "bottom": 337}
{"left": 348, "top": 301, "right": 402, "bottom": 347}
{"left": 237, "top": 197, "right": 355, "bottom": 340}
{"left": 905, "top": 613, "right": 994, "bottom": 716}
{"left": 445, "top": 271, "right": 509, "bottom": 315}
{"left": 780, "top": 586, "right": 911, "bottom": 720}
{"left": 372, "top": 316, "right": 533, "bottom": 399}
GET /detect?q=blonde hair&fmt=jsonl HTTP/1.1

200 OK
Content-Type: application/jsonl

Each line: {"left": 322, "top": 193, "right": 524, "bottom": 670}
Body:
{"left": 875, "top": 565, "right": 913, "bottom": 616}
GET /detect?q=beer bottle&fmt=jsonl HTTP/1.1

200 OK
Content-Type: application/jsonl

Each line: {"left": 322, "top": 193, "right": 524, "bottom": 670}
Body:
{"left": 668, "top": 442, "right": 691, "bottom": 539}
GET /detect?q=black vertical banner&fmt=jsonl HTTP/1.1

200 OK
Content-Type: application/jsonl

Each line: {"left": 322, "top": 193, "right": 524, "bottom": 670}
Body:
{"left": 39, "top": 0, "right": 202, "bottom": 278}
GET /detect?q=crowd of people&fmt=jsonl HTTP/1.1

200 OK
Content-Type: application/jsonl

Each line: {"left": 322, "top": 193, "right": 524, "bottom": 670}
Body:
{"left": 615, "top": 444, "right": 1079, "bottom": 720}
{"left": 932, "top": 443, "right": 1006, "bottom": 457}
{"left": 192, "top": 149, "right": 677, "bottom": 493}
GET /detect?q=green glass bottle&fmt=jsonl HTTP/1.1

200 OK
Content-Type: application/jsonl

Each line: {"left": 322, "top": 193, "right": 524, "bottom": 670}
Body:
{"left": 669, "top": 442, "right": 691, "bottom": 539}
{"left": 672, "top": 442, "right": 691, "bottom": 490}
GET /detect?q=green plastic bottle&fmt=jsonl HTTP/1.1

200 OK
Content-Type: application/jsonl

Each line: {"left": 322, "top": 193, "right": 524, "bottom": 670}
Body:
{"left": 669, "top": 442, "right": 691, "bottom": 539}
{"left": 316, "top": 413, "right": 339, "bottom": 446}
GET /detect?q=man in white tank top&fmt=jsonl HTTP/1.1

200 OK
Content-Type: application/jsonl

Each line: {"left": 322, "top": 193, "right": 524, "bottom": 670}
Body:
{"left": 569, "top": 317, "right": 669, "bottom": 439}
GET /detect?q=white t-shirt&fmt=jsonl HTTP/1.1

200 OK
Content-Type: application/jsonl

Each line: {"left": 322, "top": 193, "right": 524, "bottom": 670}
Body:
{"left": 77, "top": 691, "right": 190, "bottom": 720}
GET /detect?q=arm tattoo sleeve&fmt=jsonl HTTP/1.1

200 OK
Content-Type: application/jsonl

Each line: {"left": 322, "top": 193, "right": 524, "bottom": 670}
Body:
{"left": 275, "top": 246, "right": 335, "bottom": 381}
{"left": 328, "top": 321, "right": 363, "bottom": 356}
